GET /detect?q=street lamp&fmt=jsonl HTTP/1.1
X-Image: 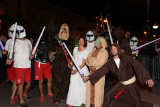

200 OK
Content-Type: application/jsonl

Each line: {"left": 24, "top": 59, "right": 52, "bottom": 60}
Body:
{"left": 153, "top": 23, "right": 158, "bottom": 29}
{"left": 153, "top": 34, "right": 157, "bottom": 38}
{"left": 144, "top": 31, "right": 147, "bottom": 35}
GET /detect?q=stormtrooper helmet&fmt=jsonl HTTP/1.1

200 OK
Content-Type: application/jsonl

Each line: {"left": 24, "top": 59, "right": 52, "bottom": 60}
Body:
{"left": 16, "top": 25, "right": 26, "bottom": 38}
{"left": 86, "top": 31, "right": 94, "bottom": 41}
{"left": 130, "top": 36, "right": 138, "bottom": 46}
{"left": 8, "top": 24, "right": 16, "bottom": 38}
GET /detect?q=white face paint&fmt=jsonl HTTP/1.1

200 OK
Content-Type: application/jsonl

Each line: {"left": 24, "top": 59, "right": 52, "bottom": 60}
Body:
{"left": 130, "top": 36, "right": 138, "bottom": 46}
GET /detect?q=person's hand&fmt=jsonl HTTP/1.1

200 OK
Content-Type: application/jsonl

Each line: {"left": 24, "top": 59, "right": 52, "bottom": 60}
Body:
{"left": 83, "top": 76, "right": 89, "bottom": 82}
{"left": 68, "top": 64, "right": 72, "bottom": 69}
{"left": 48, "top": 51, "right": 56, "bottom": 62}
{"left": 71, "top": 70, "right": 75, "bottom": 74}
{"left": 71, "top": 70, "right": 77, "bottom": 74}
{"left": 29, "top": 54, "right": 34, "bottom": 60}
{"left": 2, "top": 50, "right": 7, "bottom": 55}
{"left": 146, "top": 79, "right": 154, "bottom": 87}
{"left": 6, "top": 59, "right": 12, "bottom": 65}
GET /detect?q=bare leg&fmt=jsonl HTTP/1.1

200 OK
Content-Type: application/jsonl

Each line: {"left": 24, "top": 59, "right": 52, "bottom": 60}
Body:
{"left": 18, "top": 83, "right": 24, "bottom": 104}
{"left": 47, "top": 78, "right": 53, "bottom": 95}
{"left": 11, "top": 80, "right": 17, "bottom": 99}
{"left": 23, "top": 82, "right": 31, "bottom": 97}
{"left": 39, "top": 80, "right": 44, "bottom": 97}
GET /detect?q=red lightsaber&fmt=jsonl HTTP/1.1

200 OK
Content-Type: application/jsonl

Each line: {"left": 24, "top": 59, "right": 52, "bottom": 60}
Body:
{"left": 114, "top": 90, "right": 124, "bottom": 98}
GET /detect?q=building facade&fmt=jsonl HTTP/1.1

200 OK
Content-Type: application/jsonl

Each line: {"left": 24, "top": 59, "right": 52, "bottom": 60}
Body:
{"left": 0, "top": 0, "right": 95, "bottom": 39}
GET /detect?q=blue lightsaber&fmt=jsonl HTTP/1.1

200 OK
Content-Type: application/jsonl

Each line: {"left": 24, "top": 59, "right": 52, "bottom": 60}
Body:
{"left": 134, "top": 38, "right": 160, "bottom": 51}
{"left": 0, "top": 40, "right": 4, "bottom": 50}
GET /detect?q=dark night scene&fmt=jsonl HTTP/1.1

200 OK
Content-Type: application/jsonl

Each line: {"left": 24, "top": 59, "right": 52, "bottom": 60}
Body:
{"left": 0, "top": 0, "right": 160, "bottom": 107}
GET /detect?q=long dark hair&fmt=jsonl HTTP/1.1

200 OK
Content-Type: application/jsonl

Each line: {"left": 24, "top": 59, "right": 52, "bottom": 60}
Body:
{"left": 110, "top": 43, "right": 123, "bottom": 59}
{"left": 77, "top": 36, "right": 87, "bottom": 47}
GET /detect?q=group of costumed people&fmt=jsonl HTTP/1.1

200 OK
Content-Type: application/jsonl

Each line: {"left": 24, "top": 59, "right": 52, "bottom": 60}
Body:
{"left": 1, "top": 21, "right": 157, "bottom": 107}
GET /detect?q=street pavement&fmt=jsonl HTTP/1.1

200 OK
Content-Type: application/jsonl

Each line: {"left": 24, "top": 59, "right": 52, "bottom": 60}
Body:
{"left": 0, "top": 78, "right": 160, "bottom": 107}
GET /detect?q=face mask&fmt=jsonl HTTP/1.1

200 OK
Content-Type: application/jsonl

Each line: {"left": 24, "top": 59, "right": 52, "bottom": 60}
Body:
{"left": 94, "top": 37, "right": 101, "bottom": 47}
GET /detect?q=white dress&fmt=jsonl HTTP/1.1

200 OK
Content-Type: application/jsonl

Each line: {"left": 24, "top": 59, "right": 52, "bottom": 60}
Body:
{"left": 66, "top": 47, "right": 89, "bottom": 106}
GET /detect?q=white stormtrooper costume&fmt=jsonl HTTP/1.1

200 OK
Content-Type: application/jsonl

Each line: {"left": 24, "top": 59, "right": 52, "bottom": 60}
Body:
{"left": 130, "top": 36, "right": 139, "bottom": 59}
{"left": 16, "top": 25, "right": 27, "bottom": 39}
{"left": 5, "top": 24, "right": 20, "bottom": 54}
{"left": 85, "top": 31, "right": 95, "bottom": 53}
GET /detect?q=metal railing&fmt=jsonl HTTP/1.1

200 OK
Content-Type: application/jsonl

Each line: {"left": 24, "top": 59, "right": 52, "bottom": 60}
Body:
{"left": 137, "top": 54, "right": 160, "bottom": 85}
{"left": 152, "top": 56, "right": 160, "bottom": 84}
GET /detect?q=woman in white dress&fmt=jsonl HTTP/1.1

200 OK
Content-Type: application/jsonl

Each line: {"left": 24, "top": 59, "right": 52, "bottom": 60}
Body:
{"left": 66, "top": 36, "right": 89, "bottom": 106}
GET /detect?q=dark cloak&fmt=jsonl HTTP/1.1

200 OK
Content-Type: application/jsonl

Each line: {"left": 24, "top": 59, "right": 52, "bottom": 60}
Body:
{"left": 89, "top": 44, "right": 153, "bottom": 107}
{"left": 113, "top": 27, "right": 132, "bottom": 56}
{"left": 48, "top": 36, "right": 74, "bottom": 103}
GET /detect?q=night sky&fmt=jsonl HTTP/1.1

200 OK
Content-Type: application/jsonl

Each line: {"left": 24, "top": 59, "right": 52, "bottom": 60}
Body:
{"left": 46, "top": 0, "right": 160, "bottom": 30}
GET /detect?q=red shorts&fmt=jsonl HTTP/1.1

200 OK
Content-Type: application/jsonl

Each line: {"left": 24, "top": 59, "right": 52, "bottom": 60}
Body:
{"left": 14, "top": 68, "right": 31, "bottom": 85}
{"left": 35, "top": 61, "right": 52, "bottom": 80}
{"left": 7, "top": 63, "right": 15, "bottom": 81}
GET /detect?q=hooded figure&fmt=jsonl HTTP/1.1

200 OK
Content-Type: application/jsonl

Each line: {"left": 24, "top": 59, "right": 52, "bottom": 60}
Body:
{"left": 86, "top": 37, "right": 109, "bottom": 107}
{"left": 48, "top": 23, "right": 74, "bottom": 106}
{"left": 85, "top": 43, "right": 154, "bottom": 107}
{"left": 113, "top": 27, "right": 132, "bottom": 56}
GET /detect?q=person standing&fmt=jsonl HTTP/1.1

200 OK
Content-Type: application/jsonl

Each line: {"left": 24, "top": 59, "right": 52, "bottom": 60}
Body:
{"left": 6, "top": 25, "right": 33, "bottom": 107}
{"left": 48, "top": 23, "right": 74, "bottom": 107}
{"left": 3, "top": 24, "right": 18, "bottom": 104}
{"left": 66, "top": 36, "right": 89, "bottom": 106}
{"left": 34, "top": 36, "right": 53, "bottom": 102}
{"left": 86, "top": 31, "right": 95, "bottom": 53}
{"left": 86, "top": 36, "right": 109, "bottom": 107}
{"left": 83, "top": 43, "right": 155, "bottom": 107}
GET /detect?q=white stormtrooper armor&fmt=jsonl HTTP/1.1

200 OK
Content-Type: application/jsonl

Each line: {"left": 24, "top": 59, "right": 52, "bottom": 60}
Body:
{"left": 86, "top": 31, "right": 95, "bottom": 53}
{"left": 86, "top": 31, "right": 94, "bottom": 41}
{"left": 8, "top": 24, "right": 16, "bottom": 38}
{"left": 130, "top": 36, "right": 138, "bottom": 58}
{"left": 16, "top": 25, "right": 26, "bottom": 38}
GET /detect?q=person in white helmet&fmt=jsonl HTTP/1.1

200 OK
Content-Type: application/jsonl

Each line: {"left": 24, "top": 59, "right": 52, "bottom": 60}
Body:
{"left": 6, "top": 25, "right": 33, "bottom": 107}
{"left": 86, "top": 31, "right": 95, "bottom": 53}
{"left": 130, "top": 36, "right": 139, "bottom": 59}
{"left": 2, "top": 24, "right": 18, "bottom": 104}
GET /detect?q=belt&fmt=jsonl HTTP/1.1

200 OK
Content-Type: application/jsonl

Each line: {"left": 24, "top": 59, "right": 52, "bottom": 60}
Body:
{"left": 121, "top": 75, "right": 136, "bottom": 85}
